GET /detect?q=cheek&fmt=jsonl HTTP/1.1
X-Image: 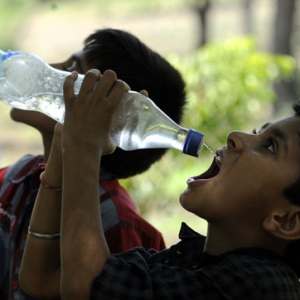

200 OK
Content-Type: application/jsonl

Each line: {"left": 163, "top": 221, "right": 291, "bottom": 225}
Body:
{"left": 218, "top": 161, "right": 274, "bottom": 200}
{"left": 218, "top": 177, "right": 282, "bottom": 218}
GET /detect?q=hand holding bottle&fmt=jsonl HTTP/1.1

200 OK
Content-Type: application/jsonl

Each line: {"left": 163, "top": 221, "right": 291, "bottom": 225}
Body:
{"left": 62, "top": 69, "right": 130, "bottom": 156}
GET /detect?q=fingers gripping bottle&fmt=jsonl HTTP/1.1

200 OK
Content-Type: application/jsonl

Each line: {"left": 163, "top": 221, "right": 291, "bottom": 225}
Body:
{"left": 0, "top": 51, "right": 205, "bottom": 157}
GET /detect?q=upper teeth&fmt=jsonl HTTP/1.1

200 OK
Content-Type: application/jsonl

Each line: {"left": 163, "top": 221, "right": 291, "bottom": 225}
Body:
{"left": 215, "top": 155, "right": 222, "bottom": 164}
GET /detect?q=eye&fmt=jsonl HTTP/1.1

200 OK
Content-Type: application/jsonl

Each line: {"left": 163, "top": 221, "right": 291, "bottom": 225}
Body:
{"left": 65, "top": 60, "right": 77, "bottom": 72}
{"left": 253, "top": 128, "right": 276, "bottom": 154}
{"left": 62, "top": 63, "right": 71, "bottom": 71}
{"left": 263, "top": 138, "right": 276, "bottom": 154}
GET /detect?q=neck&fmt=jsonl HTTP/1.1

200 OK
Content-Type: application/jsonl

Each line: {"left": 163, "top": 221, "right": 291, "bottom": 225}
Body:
{"left": 204, "top": 225, "right": 237, "bottom": 256}
{"left": 203, "top": 223, "right": 286, "bottom": 257}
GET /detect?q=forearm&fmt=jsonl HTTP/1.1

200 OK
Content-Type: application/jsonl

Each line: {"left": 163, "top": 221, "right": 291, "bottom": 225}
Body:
{"left": 20, "top": 135, "right": 62, "bottom": 299}
{"left": 60, "top": 147, "right": 110, "bottom": 300}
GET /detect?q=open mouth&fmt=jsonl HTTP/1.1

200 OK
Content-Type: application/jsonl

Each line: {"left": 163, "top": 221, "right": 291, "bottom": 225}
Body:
{"left": 188, "top": 150, "right": 223, "bottom": 182}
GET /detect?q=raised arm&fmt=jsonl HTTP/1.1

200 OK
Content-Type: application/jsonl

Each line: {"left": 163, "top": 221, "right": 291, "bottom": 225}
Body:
{"left": 19, "top": 123, "right": 63, "bottom": 299}
{"left": 60, "top": 69, "right": 129, "bottom": 300}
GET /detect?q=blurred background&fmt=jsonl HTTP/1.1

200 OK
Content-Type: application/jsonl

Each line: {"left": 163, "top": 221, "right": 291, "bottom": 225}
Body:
{"left": 0, "top": 0, "right": 299, "bottom": 246}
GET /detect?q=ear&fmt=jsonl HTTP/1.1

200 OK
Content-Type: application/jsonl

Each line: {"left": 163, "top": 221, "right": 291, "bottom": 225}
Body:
{"left": 263, "top": 206, "right": 300, "bottom": 241}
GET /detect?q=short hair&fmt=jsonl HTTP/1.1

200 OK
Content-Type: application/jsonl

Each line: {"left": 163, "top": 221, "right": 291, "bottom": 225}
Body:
{"left": 83, "top": 28, "right": 186, "bottom": 178}
{"left": 282, "top": 102, "right": 300, "bottom": 277}
{"left": 282, "top": 102, "right": 300, "bottom": 205}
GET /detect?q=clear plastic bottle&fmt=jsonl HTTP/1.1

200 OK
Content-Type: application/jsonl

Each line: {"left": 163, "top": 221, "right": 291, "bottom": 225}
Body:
{"left": 0, "top": 50, "right": 20, "bottom": 78}
{"left": 0, "top": 51, "right": 205, "bottom": 157}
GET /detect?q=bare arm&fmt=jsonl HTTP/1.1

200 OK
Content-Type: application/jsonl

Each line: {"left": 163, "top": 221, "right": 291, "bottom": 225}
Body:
{"left": 19, "top": 125, "right": 63, "bottom": 299}
{"left": 60, "top": 70, "right": 129, "bottom": 299}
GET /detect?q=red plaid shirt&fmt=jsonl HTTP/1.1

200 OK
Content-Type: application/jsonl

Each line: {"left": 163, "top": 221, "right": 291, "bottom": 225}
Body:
{"left": 0, "top": 154, "right": 165, "bottom": 300}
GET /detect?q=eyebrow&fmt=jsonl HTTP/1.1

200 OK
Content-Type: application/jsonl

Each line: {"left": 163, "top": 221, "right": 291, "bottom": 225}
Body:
{"left": 260, "top": 123, "right": 288, "bottom": 152}
{"left": 259, "top": 122, "right": 270, "bottom": 132}
{"left": 272, "top": 128, "right": 288, "bottom": 152}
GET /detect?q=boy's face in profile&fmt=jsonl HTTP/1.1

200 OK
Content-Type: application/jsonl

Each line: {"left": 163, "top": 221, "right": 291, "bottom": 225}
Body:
{"left": 180, "top": 115, "right": 300, "bottom": 231}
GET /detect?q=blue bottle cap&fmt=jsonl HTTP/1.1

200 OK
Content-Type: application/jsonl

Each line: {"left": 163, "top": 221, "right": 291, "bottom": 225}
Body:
{"left": 3, "top": 50, "right": 21, "bottom": 60}
{"left": 0, "top": 50, "right": 21, "bottom": 78}
{"left": 182, "top": 129, "right": 205, "bottom": 157}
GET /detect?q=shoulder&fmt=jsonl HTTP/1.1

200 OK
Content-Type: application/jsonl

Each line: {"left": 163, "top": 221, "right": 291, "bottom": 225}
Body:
{"left": 0, "top": 154, "right": 44, "bottom": 188}
{"left": 3, "top": 154, "right": 44, "bottom": 176}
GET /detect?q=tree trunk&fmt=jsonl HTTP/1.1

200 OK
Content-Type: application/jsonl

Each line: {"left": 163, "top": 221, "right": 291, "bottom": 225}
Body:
{"left": 273, "top": 0, "right": 295, "bottom": 55}
{"left": 194, "top": 0, "right": 211, "bottom": 48}
{"left": 272, "top": 0, "right": 296, "bottom": 107}
{"left": 243, "top": 0, "right": 253, "bottom": 34}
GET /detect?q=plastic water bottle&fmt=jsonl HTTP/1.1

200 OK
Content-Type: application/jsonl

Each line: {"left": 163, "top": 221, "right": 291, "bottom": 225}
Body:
{"left": 0, "top": 51, "right": 205, "bottom": 157}
{"left": 0, "top": 50, "right": 20, "bottom": 78}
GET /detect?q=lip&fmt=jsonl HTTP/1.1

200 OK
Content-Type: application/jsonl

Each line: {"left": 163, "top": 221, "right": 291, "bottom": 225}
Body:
{"left": 187, "top": 147, "right": 225, "bottom": 185}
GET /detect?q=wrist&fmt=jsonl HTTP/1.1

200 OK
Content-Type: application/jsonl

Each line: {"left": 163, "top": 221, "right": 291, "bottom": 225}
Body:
{"left": 28, "top": 226, "right": 60, "bottom": 239}
{"left": 39, "top": 164, "right": 62, "bottom": 190}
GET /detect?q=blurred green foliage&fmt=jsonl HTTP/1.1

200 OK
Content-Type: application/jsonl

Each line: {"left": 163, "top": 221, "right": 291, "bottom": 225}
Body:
{"left": 122, "top": 36, "right": 296, "bottom": 216}
{"left": 168, "top": 36, "right": 296, "bottom": 150}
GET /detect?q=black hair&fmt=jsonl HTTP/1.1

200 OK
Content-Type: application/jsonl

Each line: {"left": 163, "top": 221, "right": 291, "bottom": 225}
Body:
{"left": 282, "top": 102, "right": 300, "bottom": 206}
{"left": 83, "top": 28, "right": 186, "bottom": 178}
{"left": 282, "top": 102, "right": 300, "bottom": 277}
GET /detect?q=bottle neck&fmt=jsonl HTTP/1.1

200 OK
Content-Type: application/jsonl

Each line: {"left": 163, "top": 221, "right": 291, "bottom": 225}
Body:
{"left": 182, "top": 129, "right": 205, "bottom": 157}
{"left": 0, "top": 50, "right": 21, "bottom": 78}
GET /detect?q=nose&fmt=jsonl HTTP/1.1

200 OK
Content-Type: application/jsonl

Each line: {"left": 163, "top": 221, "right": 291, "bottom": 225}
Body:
{"left": 50, "top": 62, "right": 63, "bottom": 71}
{"left": 227, "top": 130, "right": 252, "bottom": 152}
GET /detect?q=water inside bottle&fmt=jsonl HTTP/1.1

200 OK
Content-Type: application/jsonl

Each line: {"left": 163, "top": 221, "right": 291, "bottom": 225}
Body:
{"left": 111, "top": 93, "right": 191, "bottom": 151}
{"left": 7, "top": 94, "right": 66, "bottom": 123}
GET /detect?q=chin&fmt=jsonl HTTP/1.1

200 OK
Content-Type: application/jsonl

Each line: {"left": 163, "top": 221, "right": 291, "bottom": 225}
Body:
{"left": 179, "top": 191, "right": 197, "bottom": 213}
{"left": 179, "top": 188, "right": 211, "bottom": 221}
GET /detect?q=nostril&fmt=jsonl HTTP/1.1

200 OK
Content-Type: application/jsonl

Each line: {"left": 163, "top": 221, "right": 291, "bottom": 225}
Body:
{"left": 227, "top": 130, "right": 243, "bottom": 150}
{"left": 227, "top": 136, "right": 236, "bottom": 149}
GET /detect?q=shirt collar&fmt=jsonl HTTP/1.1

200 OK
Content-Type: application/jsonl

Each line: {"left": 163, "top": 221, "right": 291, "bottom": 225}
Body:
{"left": 178, "top": 222, "right": 206, "bottom": 241}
